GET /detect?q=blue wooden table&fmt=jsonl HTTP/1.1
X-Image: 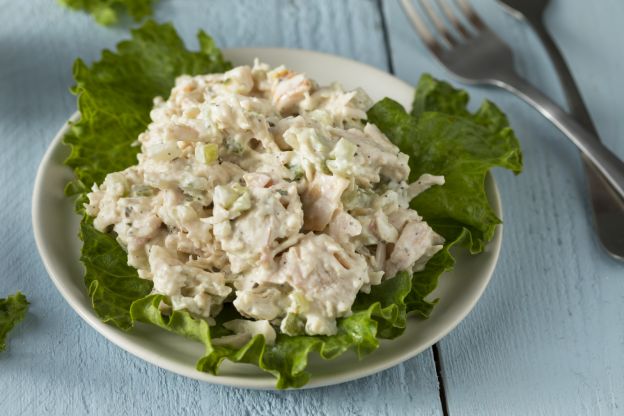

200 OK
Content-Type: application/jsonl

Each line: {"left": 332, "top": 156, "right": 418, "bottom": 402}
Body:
{"left": 1, "top": 0, "right": 623, "bottom": 414}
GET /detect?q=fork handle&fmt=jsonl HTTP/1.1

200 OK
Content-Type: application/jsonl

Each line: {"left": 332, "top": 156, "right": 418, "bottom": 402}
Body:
{"left": 531, "top": 23, "right": 595, "bottom": 129}
{"left": 494, "top": 72, "right": 624, "bottom": 201}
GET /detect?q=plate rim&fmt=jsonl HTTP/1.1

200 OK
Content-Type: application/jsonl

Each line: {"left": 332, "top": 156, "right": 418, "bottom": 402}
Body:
{"left": 32, "top": 47, "right": 502, "bottom": 390}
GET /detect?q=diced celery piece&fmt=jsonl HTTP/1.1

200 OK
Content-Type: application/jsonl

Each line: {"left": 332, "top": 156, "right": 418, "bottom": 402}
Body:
{"left": 195, "top": 143, "right": 219, "bottom": 164}
{"left": 224, "top": 137, "right": 244, "bottom": 154}
{"left": 289, "top": 164, "right": 305, "bottom": 181}
{"left": 327, "top": 138, "right": 357, "bottom": 175}
{"left": 231, "top": 189, "right": 251, "bottom": 213}
{"left": 131, "top": 184, "right": 156, "bottom": 197}
{"left": 280, "top": 313, "right": 305, "bottom": 336}
{"left": 214, "top": 183, "right": 252, "bottom": 218}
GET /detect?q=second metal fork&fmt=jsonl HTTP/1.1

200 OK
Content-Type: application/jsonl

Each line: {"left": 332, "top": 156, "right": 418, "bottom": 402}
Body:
{"left": 400, "top": 0, "right": 624, "bottom": 202}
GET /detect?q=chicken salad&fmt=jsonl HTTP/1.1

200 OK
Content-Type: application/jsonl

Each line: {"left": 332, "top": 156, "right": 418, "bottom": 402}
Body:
{"left": 85, "top": 62, "right": 445, "bottom": 341}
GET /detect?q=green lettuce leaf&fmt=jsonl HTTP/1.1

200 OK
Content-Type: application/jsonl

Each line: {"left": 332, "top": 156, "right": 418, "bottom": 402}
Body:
{"left": 63, "top": 21, "right": 522, "bottom": 388}
{"left": 367, "top": 75, "right": 522, "bottom": 317}
{"left": 0, "top": 292, "right": 29, "bottom": 352}
{"left": 59, "top": 0, "right": 156, "bottom": 26}
{"left": 411, "top": 73, "right": 472, "bottom": 118}
{"left": 367, "top": 78, "right": 522, "bottom": 253}
{"left": 80, "top": 217, "right": 152, "bottom": 330}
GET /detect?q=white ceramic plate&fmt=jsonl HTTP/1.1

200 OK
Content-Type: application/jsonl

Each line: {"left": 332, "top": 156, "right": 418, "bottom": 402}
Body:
{"left": 32, "top": 48, "right": 502, "bottom": 389}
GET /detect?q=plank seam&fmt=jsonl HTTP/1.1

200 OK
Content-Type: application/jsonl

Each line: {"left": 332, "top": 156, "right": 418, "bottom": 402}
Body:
{"left": 433, "top": 344, "right": 450, "bottom": 416}
{"left": 376, "top": 0, "right": 395, "bottom": 73}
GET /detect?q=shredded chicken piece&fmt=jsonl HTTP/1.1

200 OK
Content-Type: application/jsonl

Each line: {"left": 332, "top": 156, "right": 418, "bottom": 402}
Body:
{"left": 385, "top": 221, "right": 444, "bottom": 278}
{"left": 302, "top": 172, "right": 350, "bottom": 231}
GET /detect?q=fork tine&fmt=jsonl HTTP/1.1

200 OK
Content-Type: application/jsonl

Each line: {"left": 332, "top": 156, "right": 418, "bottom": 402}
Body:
{"left": 400, "top": 0, "right": 445, "bottom": 56}
{"left": 418, "top": 0, "right": 458, "bottom": 46}
{"left": 456, "top": 0, "right": 487, "bottom": 30}
{"left": 437, "top": 0, "right": 472, "bottom": 39}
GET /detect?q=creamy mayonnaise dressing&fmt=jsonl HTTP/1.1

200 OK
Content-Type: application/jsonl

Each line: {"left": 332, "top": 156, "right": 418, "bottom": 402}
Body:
{"left": 86, "top": 61, "right": 444, "bottom": 341}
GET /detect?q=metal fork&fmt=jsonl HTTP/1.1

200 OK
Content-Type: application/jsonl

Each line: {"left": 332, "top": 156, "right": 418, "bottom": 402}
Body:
{"left": 399, "top": 0, "right": 624, "bottom": 202}
{"left": 496, "top": 0, "right": 624, "bottom": 260}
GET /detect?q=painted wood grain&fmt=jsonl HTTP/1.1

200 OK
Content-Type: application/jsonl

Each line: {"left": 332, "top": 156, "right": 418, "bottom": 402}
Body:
{"left": 0, "top": 0, "right": 444, "bottom": 415}
{"left": 382, "top": 0, "right": 624, "bottom": 414}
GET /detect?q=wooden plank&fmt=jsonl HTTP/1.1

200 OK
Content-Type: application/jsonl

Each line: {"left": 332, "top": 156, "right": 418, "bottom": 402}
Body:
{"left": 0, "top": 0, "right": 443, "bottom": 414}
{"left": 382, "top": 0, "right": 624, "bottom": 414}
